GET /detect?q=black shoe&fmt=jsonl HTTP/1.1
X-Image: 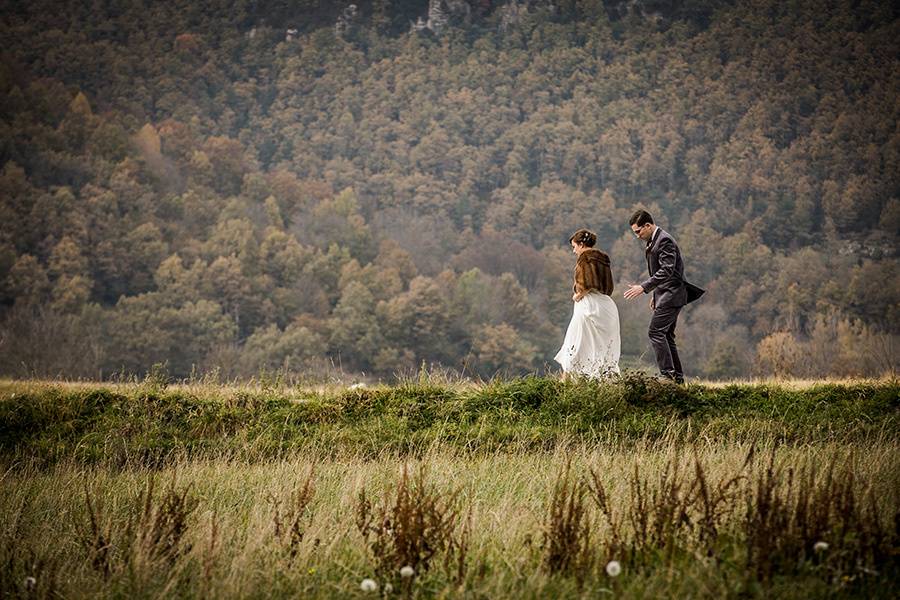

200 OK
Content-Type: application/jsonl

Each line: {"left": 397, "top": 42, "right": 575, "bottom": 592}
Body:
{"left": 674, "top": 376, "right": 685, "bottom": 385}
{"left": 656, "top": 371, "right": 680, "bottom": 384}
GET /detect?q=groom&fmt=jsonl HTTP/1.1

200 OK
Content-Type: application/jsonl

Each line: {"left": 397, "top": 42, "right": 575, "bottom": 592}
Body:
{"left": 623, "top": 210, "right": 704, "bottom": 384}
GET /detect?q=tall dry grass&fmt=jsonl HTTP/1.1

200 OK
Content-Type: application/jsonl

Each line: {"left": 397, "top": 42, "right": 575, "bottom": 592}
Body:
{"left": 1, "top": 441, "right": 897, "bottom": 598}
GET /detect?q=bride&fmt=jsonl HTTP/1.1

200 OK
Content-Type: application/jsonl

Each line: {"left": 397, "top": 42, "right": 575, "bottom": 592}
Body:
{"left": 554, "top": 229, "right": 621, "bottom": 379}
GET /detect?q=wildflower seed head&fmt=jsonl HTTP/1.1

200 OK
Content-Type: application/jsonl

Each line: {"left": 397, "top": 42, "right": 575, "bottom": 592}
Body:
{"left": 360, "top": 578, "right": 378, "bottom": 592}
{"left": 400, "top": 565, "right": 415, "bottom": 578}
{"left": 814, "top": 541, "right": 829, "bottom": 552}
{"left": 384, "top": 583, "right": 394, "bottom": 593}
{"left": 606, "top": 560, "right": 622, "bottom": 577}
{"left": 24, "top": 577, "right": 36, "bottom": 590}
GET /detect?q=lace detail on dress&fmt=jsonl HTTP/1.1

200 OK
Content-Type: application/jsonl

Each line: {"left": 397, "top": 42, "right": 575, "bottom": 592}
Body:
{"left": 556, "top": 338, "right": 620, "bottom": 379}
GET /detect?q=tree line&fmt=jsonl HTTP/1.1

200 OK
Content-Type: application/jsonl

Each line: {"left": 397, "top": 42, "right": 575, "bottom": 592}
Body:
{"left": 0, "top": 0, "right": 897, "bottom": 380}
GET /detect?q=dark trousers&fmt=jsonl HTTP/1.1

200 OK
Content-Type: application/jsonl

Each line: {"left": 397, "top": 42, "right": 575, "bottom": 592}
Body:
{"left": 648, "top": 305, "right": 683, "bottom": 380}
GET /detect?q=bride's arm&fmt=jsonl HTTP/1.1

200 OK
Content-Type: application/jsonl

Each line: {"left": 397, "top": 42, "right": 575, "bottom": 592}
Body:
{"left": 573, "top": 260, "right": 586, "bottom": 302}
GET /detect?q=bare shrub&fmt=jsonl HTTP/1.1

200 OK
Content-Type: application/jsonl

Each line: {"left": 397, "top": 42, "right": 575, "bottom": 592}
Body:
{"left": 688, "top": 446, "right": 754, "bottom": 551}
{"left": 755, "top": 331, "right": 803, "bottom": 378}
{"left": 355, "top": 465, "right": 463, "bottom": 581}
{"left": 201, "top": 510, "right": 219, "bottom": 598}
{"left": 806, "top": 311, "right": 899, "bottom": 377}
{"left": 627, "top": 457, "right": 693, "bottom": 559}
{"left": 269, "top": 466, "right": 316, "bottom": 558}
{"left": 79, "top": 481, "right": 115, "bottom": 577}
{"left": 754, "top": 312, "right": 898, "bottom": 379}
{"left": 587, "top": 465, "right": 625, "bottom": 561}
{"left": 76, "top": 475, "right": 197, "bottom": 576}
{"left": 445, "top": 506, "right": 472, "bottom": 586}
{"left": 743, "top": 449, "right": 897, "bottom": 581}
{"left": 585, "top": 447, "right": 899, "bottom": 584}
{"left": 541, "top": 459, "right": 593, "bottom": 581}
{"left": 591, "top": 455, "right": 697, "bottom": 566}
{"left": 130, "top": 475, "right": 198, "bottom": 565}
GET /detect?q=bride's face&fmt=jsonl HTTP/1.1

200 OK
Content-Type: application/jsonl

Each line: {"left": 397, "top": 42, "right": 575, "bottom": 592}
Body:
{"left": 571, "top": 241, "right": 584, "bottom": 255}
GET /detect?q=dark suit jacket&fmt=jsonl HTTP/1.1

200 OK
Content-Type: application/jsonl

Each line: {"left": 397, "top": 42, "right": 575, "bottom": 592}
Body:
{"left": 641, "top": 228, "right": 704, "bottom": 309}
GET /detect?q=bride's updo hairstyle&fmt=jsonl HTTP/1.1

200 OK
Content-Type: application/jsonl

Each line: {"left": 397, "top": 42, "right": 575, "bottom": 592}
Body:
{"left": 569, "top": 229, "right": 597, "bottom": 247}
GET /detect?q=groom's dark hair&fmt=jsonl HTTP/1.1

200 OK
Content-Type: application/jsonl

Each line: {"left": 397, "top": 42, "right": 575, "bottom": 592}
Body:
{"left": 629, "top": 210, "right": 654, "bottom": 227}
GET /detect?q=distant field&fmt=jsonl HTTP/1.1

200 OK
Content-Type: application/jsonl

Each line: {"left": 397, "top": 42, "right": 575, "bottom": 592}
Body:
{"left": 1, "top": 377, "right": 898, "bottom": 598}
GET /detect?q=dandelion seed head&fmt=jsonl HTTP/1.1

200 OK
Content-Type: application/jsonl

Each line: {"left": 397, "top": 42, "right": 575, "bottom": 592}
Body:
{"left": 24, "top": 577, "right": 36, "bottom": 590}
{"left": 814, "top": 541, "right": 829, "bottom": 552}
{"left": 384, "top": 583, "right": 394, "bottom": 593}
{"left": 605, "top": 560, "right": 621, "bottom": 577}
{"left": 400, "top": 565, "right": 415, "bottom": 578}
{"left": 360, "top": 578, "right": 378, "bottom": 592}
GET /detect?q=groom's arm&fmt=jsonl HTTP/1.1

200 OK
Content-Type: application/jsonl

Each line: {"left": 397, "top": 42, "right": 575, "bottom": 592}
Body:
{"left": 641, "top": 237, "right": 677, "bottom": 293}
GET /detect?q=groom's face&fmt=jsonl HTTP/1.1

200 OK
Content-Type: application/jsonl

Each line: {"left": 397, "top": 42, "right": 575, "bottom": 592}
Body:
{"left": 631, "top": 222, "right": 652, "bottom": 242}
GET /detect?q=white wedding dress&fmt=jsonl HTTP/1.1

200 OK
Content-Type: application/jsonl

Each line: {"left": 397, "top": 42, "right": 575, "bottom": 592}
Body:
{"left": 554, "top": 291, "right": 621, "bottom": 378}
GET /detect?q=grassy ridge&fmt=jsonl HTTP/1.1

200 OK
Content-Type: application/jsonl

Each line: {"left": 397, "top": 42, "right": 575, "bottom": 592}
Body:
{"left": 2, "top": 375, "right": 898, "bottom": 467}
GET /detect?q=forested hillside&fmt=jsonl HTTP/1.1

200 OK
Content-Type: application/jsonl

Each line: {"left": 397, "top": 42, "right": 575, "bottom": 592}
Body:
{"left": 1, "top": 0, "right": 897, "bottom": 380}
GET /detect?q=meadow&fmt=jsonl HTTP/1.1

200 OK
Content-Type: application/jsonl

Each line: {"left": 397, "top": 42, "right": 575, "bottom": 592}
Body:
{"left": 1, "top": 375, "right": 898, "bottom": 598}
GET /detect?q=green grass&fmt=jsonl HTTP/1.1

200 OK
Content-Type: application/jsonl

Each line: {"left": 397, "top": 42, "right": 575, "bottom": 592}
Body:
{"left": 1, "top": 375, "right": 898, "bottom": 468}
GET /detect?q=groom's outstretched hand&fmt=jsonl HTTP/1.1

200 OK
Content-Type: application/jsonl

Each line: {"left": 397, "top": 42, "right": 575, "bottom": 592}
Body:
{"left": 623, "top": 284, "right": 644, "bottom": 300}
